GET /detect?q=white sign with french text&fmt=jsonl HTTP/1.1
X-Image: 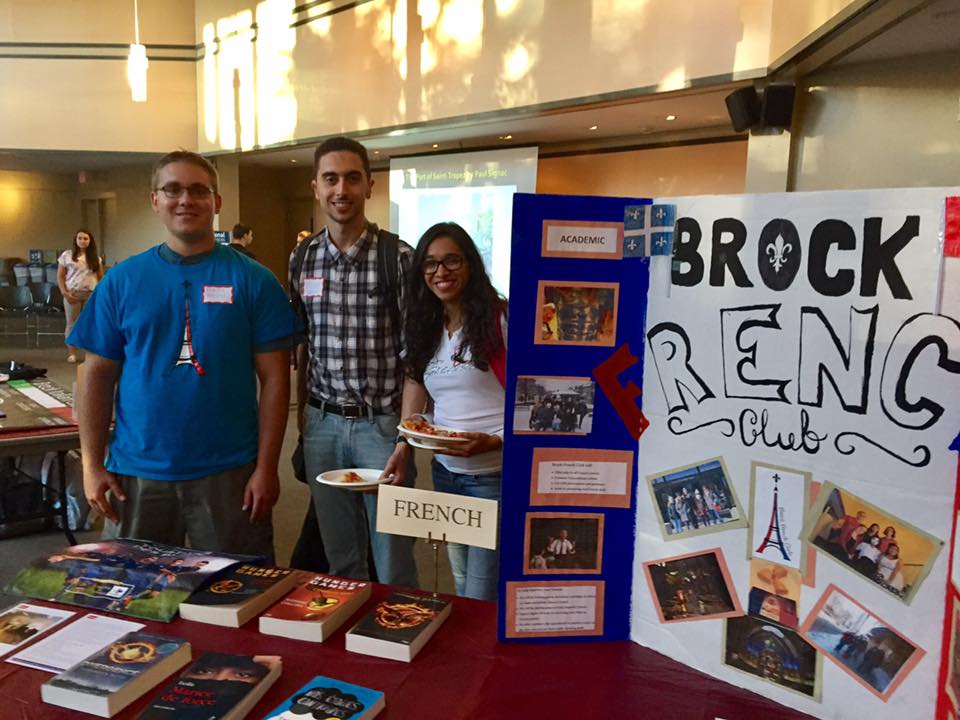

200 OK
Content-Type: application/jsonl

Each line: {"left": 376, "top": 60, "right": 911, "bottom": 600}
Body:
{"left": 377, "top": 485, "right": 499, "bottom": 549}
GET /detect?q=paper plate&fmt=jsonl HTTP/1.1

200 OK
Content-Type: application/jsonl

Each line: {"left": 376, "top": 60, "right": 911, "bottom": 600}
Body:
{"left": 405, "top": 436, "right": 456, "bottom": 451}
{"left": 398, "top": 419, "right": 470, "bottom": 444}
{"left": 316, "top": 468, "right": 388, "bottom": 490}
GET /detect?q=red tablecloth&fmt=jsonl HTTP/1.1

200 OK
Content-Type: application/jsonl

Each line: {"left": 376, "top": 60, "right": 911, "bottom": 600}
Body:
{"left": 0, "top": 585, "right": 815, "bottom": 719}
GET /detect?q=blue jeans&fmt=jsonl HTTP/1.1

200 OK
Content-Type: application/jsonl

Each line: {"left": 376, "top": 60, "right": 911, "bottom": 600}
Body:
{"left": 301, "top": 405, "right": 418, "bottom": 587}
{"left": 431, "top": 459, "right": 501, "bottom": 601}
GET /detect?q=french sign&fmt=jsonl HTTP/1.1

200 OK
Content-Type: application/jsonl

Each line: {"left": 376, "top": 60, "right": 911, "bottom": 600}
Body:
{"left": 376, "top": 485, "right": 499, "bottom": 550}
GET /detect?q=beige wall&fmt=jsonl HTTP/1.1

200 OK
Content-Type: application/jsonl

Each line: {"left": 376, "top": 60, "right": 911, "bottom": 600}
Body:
{"left": 0, "top": 170, "right": 79, "bottom": 261}
{"left": 790, "top": 51, "right": 960, "bottom": 190}
{"left": 0, "top": 0, "right": 197, "bottom": 152}
{"left": 537, "top": 141, "right": 748, "bottom": 198}
{"left": 196, "top": 0, "right": 773, "bottom": 152}
{"left": 768, "top": 0, "right": 862, "bottom": 62}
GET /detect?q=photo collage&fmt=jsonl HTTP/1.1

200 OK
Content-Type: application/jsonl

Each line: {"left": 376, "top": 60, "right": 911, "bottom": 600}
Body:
{"left": 641, "top": 459, "right": 944, "bottom": 703}
{"left": 504, "top": 207, "right": 640, "bottom": 639}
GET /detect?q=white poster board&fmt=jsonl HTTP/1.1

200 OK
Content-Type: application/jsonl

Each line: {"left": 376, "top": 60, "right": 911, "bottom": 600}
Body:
{"left": 633, "top": 189, "right": 960, "bottom": 719}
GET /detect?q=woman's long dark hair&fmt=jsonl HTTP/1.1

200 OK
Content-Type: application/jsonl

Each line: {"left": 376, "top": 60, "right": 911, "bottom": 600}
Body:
{"left": 72, "top": 229, "right": 101, "bottom": 273}
{"left": 405, "top": 222, "right": 506, "bottom": 383}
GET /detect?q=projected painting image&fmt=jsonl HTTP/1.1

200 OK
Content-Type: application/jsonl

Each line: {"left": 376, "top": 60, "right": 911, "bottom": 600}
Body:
{"left": 535, "top": 281, "right": 619, "bottom": 347}
{"left": 724, "top": 615, "right": 820, "bottom": 699}
{"left": 513, "top": 376, "right": 595, "bottom": 435}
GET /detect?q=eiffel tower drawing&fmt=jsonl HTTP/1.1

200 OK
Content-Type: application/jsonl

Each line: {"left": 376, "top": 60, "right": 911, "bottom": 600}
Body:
{"left": 755, "top": 473, "right": 790, "bottom": 561}
{"left": 175, "top": 285, "right": 204, "bottom": 375}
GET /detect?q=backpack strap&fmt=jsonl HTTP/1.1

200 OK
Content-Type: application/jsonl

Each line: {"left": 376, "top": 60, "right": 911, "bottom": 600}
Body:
{"left": 490, "top": 309, "right": 507, "bottom": 389}
{"left": 288, "top": 233, "right": 315, "bottom": 369}
{"left": 373, "top": 225, "right": 402, "bottom": 351}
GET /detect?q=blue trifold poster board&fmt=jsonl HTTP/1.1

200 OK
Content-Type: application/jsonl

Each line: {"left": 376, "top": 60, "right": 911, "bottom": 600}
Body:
{"left": 498, "top": 192, "right": 652, "bottom": 642}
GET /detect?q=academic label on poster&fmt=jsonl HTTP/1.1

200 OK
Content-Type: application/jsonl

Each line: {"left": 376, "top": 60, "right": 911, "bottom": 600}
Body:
{"left": 529, "top": 448, "right": 633, "bottom": 509}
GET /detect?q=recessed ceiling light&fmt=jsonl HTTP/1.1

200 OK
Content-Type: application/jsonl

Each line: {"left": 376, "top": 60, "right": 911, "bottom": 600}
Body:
{"left": 588, "top": 125, "right": 598, "bottom": 131}
{"left": 666, "top": 114, "right": 676, "bottom": 121}
{"left": 374, "top": 150, "right": 380, "bottom": 154}
{"left": 289, "top": 158, "right": 298, "bottom": 163}
{"left": 501, "top": 134, "right": 513, "bottom": 140}
{"left": 432, "top": 143, "right": 439, "bottom": 148}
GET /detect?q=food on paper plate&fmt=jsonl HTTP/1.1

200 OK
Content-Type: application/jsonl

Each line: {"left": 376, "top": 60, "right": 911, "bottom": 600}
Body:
{"left": 400, "top": 418, "right": 466, "bottom": 439}
{"left": 338, "top": 471, "right": 364, "bottom": 484}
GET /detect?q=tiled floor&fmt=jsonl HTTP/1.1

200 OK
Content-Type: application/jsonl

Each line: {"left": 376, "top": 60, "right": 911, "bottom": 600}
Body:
{"left": 0, "top": 337, "right": 455, "bottom": 605}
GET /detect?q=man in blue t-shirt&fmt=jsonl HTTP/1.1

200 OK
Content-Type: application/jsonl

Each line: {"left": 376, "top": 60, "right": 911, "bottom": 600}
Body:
{"left": 69, "top": 150, "right": 300, "bottom": 558}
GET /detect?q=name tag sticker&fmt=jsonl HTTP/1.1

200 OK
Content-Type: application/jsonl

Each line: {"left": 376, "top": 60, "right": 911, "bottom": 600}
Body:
{"left": 202, "top": 285, "right": 233, "bottom": 304}
{"left": 303, "top": 277, "right": 325, "bottom": 298}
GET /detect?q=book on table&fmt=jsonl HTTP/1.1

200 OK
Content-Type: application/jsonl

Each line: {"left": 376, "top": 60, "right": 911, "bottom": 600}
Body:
{"left": 178, "top": 565, "right": 299, "bottom": 627}
{"left": 40, "top": 631, "right": 191, "bottom": 718}
{"left": 259, "top": 573, "right": 372, "bottom": 642}
{"left": 345, "top": 591, "right": 452, "bottom": 662}
{"left": 137, "top": 652, "right": 282, "bottom": 720}
{"left": 263, "top": 675, "right": 384, "bottom": 720}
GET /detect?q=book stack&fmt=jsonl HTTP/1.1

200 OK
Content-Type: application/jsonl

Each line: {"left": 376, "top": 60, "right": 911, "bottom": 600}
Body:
{"left": 345, "top": 591, "right": 451, "bottom": 662}
{"left": 41, "top": 631, "right": 191, "bottom": 718}
{"left": 137, "top": 652, "right": 282, "bottom": 719}
{"left": 178, "top": 565, "right": 299, "bottom": 627}
{"left": 259, "top": 574, "right": 372, "bottom": 642}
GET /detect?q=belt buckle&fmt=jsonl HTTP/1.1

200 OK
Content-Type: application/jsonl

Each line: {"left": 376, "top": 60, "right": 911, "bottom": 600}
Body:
{"left": 341, "top": 404, "right": 364, "bottom": 419}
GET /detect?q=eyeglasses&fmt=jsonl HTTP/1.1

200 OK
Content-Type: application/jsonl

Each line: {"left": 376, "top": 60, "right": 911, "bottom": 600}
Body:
{"left": 422, "top": 254, "right": 464, "bottom": 275}
{"left": 156, "top": 183, "right": 216, "bottom": 199}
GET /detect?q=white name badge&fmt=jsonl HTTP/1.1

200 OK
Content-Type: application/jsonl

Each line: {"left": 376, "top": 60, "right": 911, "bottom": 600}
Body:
{"left": 202, "top": 285, "right": 233, "bottom": 303}
{"left": 303, "top": 277, "right": 325, "bottom": 298}
{"left": 377, "top": 485, "right": 499, "bottom": 550}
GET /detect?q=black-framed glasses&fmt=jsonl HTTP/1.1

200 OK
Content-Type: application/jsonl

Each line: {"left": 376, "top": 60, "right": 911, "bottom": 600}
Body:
{"left": 156, "top": 183, "right": 216, "bottom": 199}
{"left": 422, "top": 254, "right": 464, "bottom": 275}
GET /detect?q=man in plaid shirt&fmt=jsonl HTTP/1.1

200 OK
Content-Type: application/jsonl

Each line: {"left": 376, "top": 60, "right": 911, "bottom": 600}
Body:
{"left": 290, "top": 136, "right": 418, "bottom": 587}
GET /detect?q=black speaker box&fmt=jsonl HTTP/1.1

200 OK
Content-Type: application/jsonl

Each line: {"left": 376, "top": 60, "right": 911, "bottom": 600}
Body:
{"left": 725, "top": 87, "right": 760, "bottom": 133}
{"left": 761, "top": 84, "right": 796, "bottom": 129}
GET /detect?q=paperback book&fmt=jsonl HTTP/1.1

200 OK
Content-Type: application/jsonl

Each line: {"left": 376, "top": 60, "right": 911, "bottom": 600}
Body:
{"left": 7, "top": 539, "right": 258, "bottom": 621}
{"left": 137, "top": 653, "right": 282, "bottom": 720}
{"left": 263, "top": 675, "right": 384, "bottom": 720}
{"left": 179, "top": 565, "right": 298, "bottom": 627}
{"left": 40, "top": 631, "right": 191, "bottom": 718}
{"left": 345, "top": 591, "right": 451, "bottom": 662}
{"left": 260, "top": 574, "right": 372, "bottom": 642}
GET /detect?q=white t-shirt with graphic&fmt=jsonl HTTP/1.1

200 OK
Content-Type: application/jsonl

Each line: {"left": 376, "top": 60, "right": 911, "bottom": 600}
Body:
{"left": 423, "top": 319, "right": 506, "bottom": 476}
{"left": 58, "top": 250, "right": 100, "bottom": 292}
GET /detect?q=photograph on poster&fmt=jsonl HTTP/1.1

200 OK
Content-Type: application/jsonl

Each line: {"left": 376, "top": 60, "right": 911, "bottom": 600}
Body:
{"left": 513, "top": 376, "right": 595, "bottom": 435}
{"left": 534, "top": 281, "right": 619, "bottom": 347}
{"left": 749, "top": 558, "right": 802, "bottom": 605}
{"left": 748, "top": 588, "right": 799, "bottom": 629}
{"left": 524, "top": 512, "right": 604, "bottom": 575}
{"left": 723, "top": 615, "right": 820, "bottom": 699}
{"left": 642, "top": 548, "right": 742, "bottom": 623}
{"left": 799, "top": 584, "right": 925, "bottom": 701}
{"left": 803, "top": 483, "right": 943, "bottom": 604}
{"left": 529, "top": 448, "right": 633, "bottom": 509}
{"left": 946, "top": 597, "right": 960, "bottom": 711}
{"left": 748, "top": 463, "right": 810, "bottom": 575}
{"left": 645, "top": 458, "right": 746, "bottom": 541}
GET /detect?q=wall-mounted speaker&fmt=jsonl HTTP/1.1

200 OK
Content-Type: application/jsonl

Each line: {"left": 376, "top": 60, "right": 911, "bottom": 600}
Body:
{"left": 725, "top": 84, "right": 795, "bottom": 134}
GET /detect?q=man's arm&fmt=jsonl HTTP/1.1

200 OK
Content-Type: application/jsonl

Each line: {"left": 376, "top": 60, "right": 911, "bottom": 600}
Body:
{"left": 380, "top": 376, "right": 428, "bottom": 484}
{"left": 244, "top": 349, "right": 291, "bottom": 521}
{"left": 80, "top": 353, "right": 124, "bottom": 521}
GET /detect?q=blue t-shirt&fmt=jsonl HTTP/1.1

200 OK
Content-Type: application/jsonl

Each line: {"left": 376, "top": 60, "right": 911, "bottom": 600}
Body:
{"left": 68, "top": 244, "right": 300, "bottom": 481}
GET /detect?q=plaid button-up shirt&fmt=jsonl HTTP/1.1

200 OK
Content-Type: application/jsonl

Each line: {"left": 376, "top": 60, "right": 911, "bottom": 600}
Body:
{"left": 290, "top": 224, "right": 413, "bottom": 414}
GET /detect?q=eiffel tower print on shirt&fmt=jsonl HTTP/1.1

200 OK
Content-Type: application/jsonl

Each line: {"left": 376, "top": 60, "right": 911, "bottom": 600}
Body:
{"left": 748, "top": 462, "right": 812, "bottom": 575}
{"left": 175, "top": 281, "right": 205, "bottom": 375}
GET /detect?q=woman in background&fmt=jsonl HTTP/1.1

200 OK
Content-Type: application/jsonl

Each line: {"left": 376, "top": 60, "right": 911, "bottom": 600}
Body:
{"left": 402, "top": 221, "right": 507, "bottom": 601}
{"left": 57, "top": 229, "right": 103, "bottom": 362}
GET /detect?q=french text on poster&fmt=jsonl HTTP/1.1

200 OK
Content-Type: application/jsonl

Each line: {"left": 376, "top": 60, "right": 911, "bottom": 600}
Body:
{"left": 530, "top": 448, "right": 632, "bottom": 508}
{"left": 505, "top": 581, "right": 604, "bottom": 638}
{"left": 541, "top": 220, "right": 623, "bottom": 259}
{"left": 376, "top": 484, "right": 498, "bottom": 549}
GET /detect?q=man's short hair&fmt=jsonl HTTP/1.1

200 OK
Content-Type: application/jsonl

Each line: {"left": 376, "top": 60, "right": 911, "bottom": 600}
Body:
{"left": 151, "top": 150, "right": 219, "bottom": 194}
{"left": 313, "top": 136, "right": 371, "bottom": 177}
{"left": 232, "top": 223, "right": 251, "bottom": 240}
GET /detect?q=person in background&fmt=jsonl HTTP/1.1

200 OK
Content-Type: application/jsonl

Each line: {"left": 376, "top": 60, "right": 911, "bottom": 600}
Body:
{"left": 69, "top": 150, "right": 299, "bottom": 559}
{"left": 58, "top": 229, "right": 104, "bottom": 363}
{"left": 230, "top": 222, "right": 256, "bottom": 259}
{"left": 400, "top": 221, "right": 507, "bottom": 600}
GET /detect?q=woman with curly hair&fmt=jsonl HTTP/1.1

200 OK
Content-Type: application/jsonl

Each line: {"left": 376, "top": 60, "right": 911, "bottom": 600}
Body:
{"left": 401, "top": 221, "right": 507, "bottom": 600}
{"left": 57, "top": 229, "right": 104, "bottom": 362}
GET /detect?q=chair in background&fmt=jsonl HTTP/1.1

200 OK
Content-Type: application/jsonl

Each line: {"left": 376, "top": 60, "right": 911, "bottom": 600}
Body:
{"left": 0, "top": 286, "right": 33, "bottom": 342}
{"left": 34, "top": 285, "right": 65, "bottom": 347}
